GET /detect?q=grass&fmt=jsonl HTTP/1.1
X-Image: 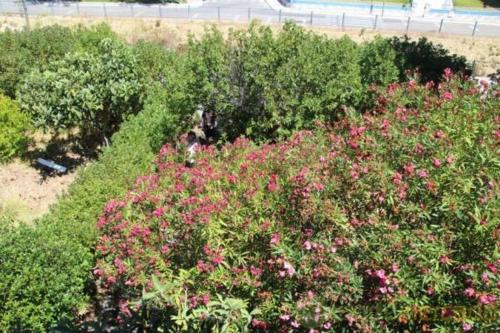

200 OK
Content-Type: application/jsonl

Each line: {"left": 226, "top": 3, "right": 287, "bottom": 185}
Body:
{"left": 0, "top": 199, "right": 34, "bottom": 225}
{"left": 453, "top": 0, "right": 500, "bottom": 8}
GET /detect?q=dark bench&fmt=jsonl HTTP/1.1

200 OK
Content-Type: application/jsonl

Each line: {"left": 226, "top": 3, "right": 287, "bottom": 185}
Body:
{"left": 36, "top": 158, "right": 68, "bottom": 175}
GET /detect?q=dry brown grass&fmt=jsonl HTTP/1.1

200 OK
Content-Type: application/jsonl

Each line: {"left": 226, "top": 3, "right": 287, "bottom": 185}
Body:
{"left": 1, "top": 15, "right": 499, "bottom": 75}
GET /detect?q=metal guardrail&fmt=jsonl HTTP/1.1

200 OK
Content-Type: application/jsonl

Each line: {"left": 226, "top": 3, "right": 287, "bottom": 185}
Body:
{"left": 0, "top": 1, "right": 499, "bottom": 37}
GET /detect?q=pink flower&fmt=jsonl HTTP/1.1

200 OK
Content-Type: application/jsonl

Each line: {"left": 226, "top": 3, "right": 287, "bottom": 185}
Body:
{"left": 153, "top": 207, "right": 165, "bottom": 217}
{"left": 463, "top": 323, "right": 473, "bottom": 332}
{"left": 227, "top": 174, "right": 237, "bottom": 184}
{"left": 114, "top": 258, "right": 126, "bottom": 275}
{"left": 439, "top": 255, "right": 451, "bottom": 265}
{"left": 313, "top": 182, "right": 325, "bottom": 192}
{"left": 380, "top": 119, "right": 391, "bottom": 131}
{"left": 434, "top": 130, "right": 444, "bottom": 139}
{"left": 464, "top": 288, "right": 475, "bottom": 298}
{"left": 446, "top": 155, "right": 455, "bottom": 164}
{"left": 106, "top": 276, "right": 116, "bottom": 285}
{"left": 443, "top": 91, "right": 453, "bottom": 101}
{"left": 189, "top": 296, "right": 198, "bottom": 309}
{"left": 392, "top": 172, "right": 403, "bottom": 185}
{"left": 433, "top": 158, "right": 442, "bottom": 168}
{"left": 415, "top": 143, "right": 425, "bottom": 155}
{"left": 375, "top": 269, "right": 386, "bottom": 279}
{"left": 291, "top": 321, "right": 300, "bottom": 328}
{"left": 443, "top": 68, "right": 453, "bottom": 80}
{"left": 283, "top": 261, "right": 296, "bottom": 277}
{"left": 280, "top": 314, "right": 291, "bottom": 321}
{"left": 93, "top": 267, "right": 103, "bottom": 277}
{"left": 200, "top": 294, "right": 210, "bottom": 305}
{"left": 323, "top": 322, "right": 332, "bottom": 330}
{"left": 303, "top": 241, "right": 313, "bottom": 251}
{"left": 481, "top": 272, "right": 490, "bottom": 284}
{"left": 418, "top": 169, "right": 429, "bottom": 178}
{"left": 403, "top": 163, "right": 415, "bottom": 175}
{"left": 211, "top": 254, "right": 224, "bottom": 265}
{"left": 270, "top": 233, "right": 281, "bottom": 246}
{"left": 119, "top": 299, "right": 132, "bottom": 317}
{"left": 251, "top": 319, "right": 267, "bottom": 329}
{"left": 441, "top": 308, "right": 453, "bottom": 317}
{"left": 268, "top": 174, "right": 278, "bottom": 192}
{"left": 250, "top": 266, "right": 263, "bottom": 277}
{"left": 345, "top": 314, "right": 356, "bottom": 326}
{"left": 97, "top": 217, "right": 106, "bottom": 229}
{"left": 479, "top": 294, "right": 496, "bottom": 305}
{"left": 486, "top": 263, "right": 497, "bottom": 274}
{"left": 161, "top": 245, "right": 170, "bottom": 254}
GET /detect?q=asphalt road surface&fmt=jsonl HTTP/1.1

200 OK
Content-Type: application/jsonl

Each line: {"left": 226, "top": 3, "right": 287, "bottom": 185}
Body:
{"left": 0, "top": 0, "right": 498, "bottom": 37}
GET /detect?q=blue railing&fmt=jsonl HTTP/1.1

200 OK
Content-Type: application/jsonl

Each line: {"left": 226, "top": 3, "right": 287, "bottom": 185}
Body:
{"left": 287, "top": 0, "right": 408, "bottom": 10}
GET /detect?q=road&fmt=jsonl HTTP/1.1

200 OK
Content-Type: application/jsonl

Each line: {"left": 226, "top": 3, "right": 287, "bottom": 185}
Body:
{"left": 0, "top": 0, "right": 498, "bottom": 37}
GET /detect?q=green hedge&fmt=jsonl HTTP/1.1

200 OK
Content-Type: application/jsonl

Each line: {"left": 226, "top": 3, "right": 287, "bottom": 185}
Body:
{"left": 0, "top": 82, "right": 189, "bottom": 331}
{"left": 0, "top": 94, "right": 31, "bottom": 162}
{"left": 0, "top": 24, "right": 117, "bottom": 98}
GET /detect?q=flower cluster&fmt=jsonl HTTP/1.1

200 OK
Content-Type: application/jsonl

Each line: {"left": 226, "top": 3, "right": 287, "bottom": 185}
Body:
{"left": 95, "top": 74, "right": 499, "bottom": 332}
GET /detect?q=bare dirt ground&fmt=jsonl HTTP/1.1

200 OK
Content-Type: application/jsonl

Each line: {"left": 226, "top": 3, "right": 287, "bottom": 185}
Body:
{"left": 0, "top": 160, "right": 76, "bottom": 223}
{"left": 0, "top": 130, "right": 91, "bottom": 224}
{"left": 1, "top": 15, "right": 499, "bottom": 75}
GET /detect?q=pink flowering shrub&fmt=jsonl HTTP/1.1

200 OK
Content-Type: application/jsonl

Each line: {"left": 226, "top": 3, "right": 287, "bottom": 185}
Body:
{"left": 95, "top": 75, "right": 499, "bottom": 332}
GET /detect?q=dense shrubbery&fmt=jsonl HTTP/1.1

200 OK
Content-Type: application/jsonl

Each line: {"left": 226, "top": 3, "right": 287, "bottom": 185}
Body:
{"left": 182, "top": 25, "right": 470, "bottom": 142}
{"left": 0, "top": 216, "right": 92, "bottom": 332}
{"left": 185, "top": 23, "right": 395, "bottom": 141}
{"left": 0, "top": 23, "right": 484, "bottom": 332}
{"left": 389, "top": 36, "right": 471, "bottom": 83}
{"left": 18, "top": 38, "right": 144, "bottom": 144}
{"left": 0, "top": 24, "right": 116, "bottom": 98}
{"left": 0, "top": 94, "right": 31, "bottom": 162}
{"left": 95, "top": 75, "right": 499, "bottom": 332}
{"left": 0, "top": 82, "right": 192, "bottom": 331}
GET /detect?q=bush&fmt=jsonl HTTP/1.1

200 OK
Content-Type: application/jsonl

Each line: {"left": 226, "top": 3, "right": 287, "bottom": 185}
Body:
{"left": 0, "top": 24, "right": 116, "bottom": 98}
{"left": 359, "top": 37, "right": 399, "bottom": 88}
{"left": 0, "top": 82, "right": 190, "bottom": 331}
{"left": 95, "top": 75, "right": 499, "bottom": 332}
{"left": 0, "top": 217, "right": 92, "bottom": 332}
{"left": 185, "top": 22, "right": 364, "bottom": 142}
{"left": 17, "top": 38, "right": 144, "bottom": 144}
{"left": 389, "top": 36, "right": 472, "bottom": 83}
{"left": 0, "top": 94, "right": 31, "bottom": 162}
{"left": 132, "top": 40, "right": 178, "bottom": 84}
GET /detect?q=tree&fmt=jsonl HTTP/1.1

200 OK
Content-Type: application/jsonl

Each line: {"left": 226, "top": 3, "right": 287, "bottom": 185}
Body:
{"left": 17, "top": 39, "right": 144, "bottom": 146}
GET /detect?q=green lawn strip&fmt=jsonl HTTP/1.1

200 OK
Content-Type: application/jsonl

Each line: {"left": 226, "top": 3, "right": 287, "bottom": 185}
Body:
{"left": 453, "top": 0, "right": 500, "bottom": 8}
